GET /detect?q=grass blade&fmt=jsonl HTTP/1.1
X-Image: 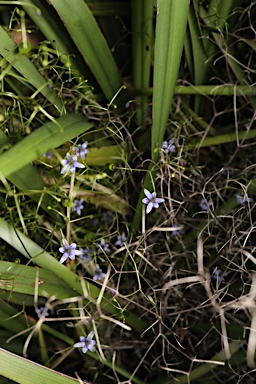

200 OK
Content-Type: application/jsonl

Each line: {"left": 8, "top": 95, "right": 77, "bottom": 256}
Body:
{"left": 21, "top": 0, "right": 89, "bottom": 76}
{"left": 0, "top": 130, "right": 56, "bottom": 214}
{"left": 0, "top": 218, "right": 148, "bottom": 333}
{"left": 0, "top": 299, "right": 28, "bottom": 334}
{"left": 132, "top": 0, "right": 190, "bottom": 235}
{"left": 131, "top": 0, "right": 154, "bottom": 127}
{"left": 0, "top": 26, "right": 63, "bottom": 112}
{"left": 0, "top": 113, "right": 92, "bottom": 178}
{"left": 187, "top": 4, "right": 208, "bottom": 113}
{"left": 151, "top": 0, "right": 190, "bottom": 158}
{"left": 0, "top": 261, "right": 76, "bottom": 300}
{"left": 0, "top": 348, "right": 82, "bottom": 384}
{"left": 51, "top": 0, "right": 125, "bottom": 104}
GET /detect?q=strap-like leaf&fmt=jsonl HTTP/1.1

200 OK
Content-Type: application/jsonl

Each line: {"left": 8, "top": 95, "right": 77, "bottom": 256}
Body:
{"left": 0, "top": 26, "right": 64, "bottom": 112}
{"left": 0, "top": 348, "right": 82, "bottom": 384}
{"left": 0, "top": 114, "right": 92, "bottom": 178}
{"left": 51, "top": 0, "right": 125, "bottom": 104}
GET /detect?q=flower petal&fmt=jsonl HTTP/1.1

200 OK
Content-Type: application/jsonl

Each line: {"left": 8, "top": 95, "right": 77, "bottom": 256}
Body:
{"left": 62, "top": 239, "right": 69, "bottom": 248}
{"left": 155, "top": 197, "right": 165, "bottom": 204}
{"left": 146, "top": 202, "right": 153, "bottom": 214}
{"left": 87, "top": 331, "right": 94, "bottom": 340}
{"left": 144, "top": 189, "right": 152, "bottom": 199}
{"left": 88, "top": 342, "right": 96, "bottom": 352}
{"left": 75, "top": 162, "right": 85, "bottom": 169}
{"left": 74, "top": 341, "right": 85, "bottom": 348}
{"left": 82, "top": 346, "right": 89, "bottom": 354}
{"left": 60, "top": 254, "right": 68, "bottom": 264}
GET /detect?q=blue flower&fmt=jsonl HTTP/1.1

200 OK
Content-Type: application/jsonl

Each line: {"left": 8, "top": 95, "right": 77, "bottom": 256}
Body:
{"left": 61, "top": 153, "right": 85, "bottom": 174}
{"left": 79, "top": 248, "right": 92, "bottom": 265}
{"left": 98, "top": 239, "right": 110, "bottom": 253}
{"left": 236, "top": 193, "right": 252, "bottom": 206}
{"left": 199, "top": 198, "right": 213, "bottom": 211}
{"left": 212, "top": 268, "right": 226, "bottom": 283}
{"left": 162, "top": 139, "right": 175, "bottom": 154}
{"left": 74, "top": 332, "right": 96, "bottom": 354}
{"left": 142, "top": 189, "right": 165, "bottom": 214}
{"left": 93, "top": 265, "right": 106, "bottom": 281}
{"left": 36, "top": 307, "right": 49, "bottom": 318}
{"left": 102, "top": 211, "right": 112, "bottom": 222}
{"left": 59, "top": 239, "right": 83, "bottom": 264}
{"left": 74, "top": 142, "right": 89, "bottom": 160}
{"left": 115, "top": 232, "right": 128, "bottom": 247}
{"left": 171, "top": 224, "right": 184, "bottom": 236}
{"left": 72, "top": 199, "right": 84, "bottom": 216}
{"left": 42, "top": 151, "right": 53, "bottom": 158}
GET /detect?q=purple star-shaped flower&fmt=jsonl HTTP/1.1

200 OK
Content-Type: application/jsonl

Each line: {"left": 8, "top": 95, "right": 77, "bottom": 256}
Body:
{"left": 212, "top": 268, "right": 227, "bottom": 283}
{"left": 74, "top": 331, "right": 96, "bottom": 354}
{"left": 98, "top": 239, "right": 110, "bottom": 253}
{"left": 74, "top": 142, "right": 89, "bottom": 160}
{"left": 93, "top": 265, "right": 106, "bottom": 281}
{"left": 59, "top": 239, "right": 83, "bottom": 264}
{"left": 115, "top": 232, "right": 128, "bottom": 247}
{"left": 162, "top": 139, "right": 175, "bottom": 154}
{"left": 42, "top": 151, "right": 53, "bottom": 158}
{"left": 36, "top": 307, "right": 49, "bottom": 319}
{"left": 142, "top": 189, "right": 164, "bottom": 214}
{"left": 199, "top": 198, "right": 213, "bottom": 211}
{"left": 72, "top": 199, "right": 84, "bottom": 216}
{"left": 79, "top": 248, "right": 92, "bottom": 265}
{"left": 236, "top": 193, "right": 252, "bottom": 206}
{"left": 61, "top": 153, "right": 85, "bottom": 174}
{"left": 171, "top": 224, "right": 184, "bottom": 236}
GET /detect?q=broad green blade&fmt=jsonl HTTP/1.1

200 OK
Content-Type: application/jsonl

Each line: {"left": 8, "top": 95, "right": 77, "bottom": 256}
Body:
{"left": 21, "top": 0, "right": 89, "bottom": 76}
{"left": 85, "top": 145, "right": 125, "bottom": 166}
{"left": 0, "top": 218, "right": 148, "bottom": 333}
{"left": 132, "top": 0, "right": 190, "bottom": 235}
{"left": 0, "top": 261, "right": 75, "bottom": 300}
{"left": 0, "top": 348, "right": 81, "bottom": 384}
{"left": 189, "top": 128, "right": 256, "bottom": 148}
{"left": 0, "top": 217, "right": 101, "bottom": 302}
{"left": 0, "top": 113, "right": 92, "bottom": 178}
{"left": 0, "top": 130, "right": 55, "bottom": 213}
{"left": 0, "top": 299, "right": 28, "bottom": 334}
{"left": 51, "top": 0, "right": 125, "bottom": 104}
{"left": 0, "top": 26, "right": 63, "bottom": 112}
{"left": 187, "top": 4, "right": 208, "bottom": 113}
{"left": 131, "top": 0, "right": 154, "bottom": 127}
{"left": 151, "top": 0, "right": 190, "bottom": 159}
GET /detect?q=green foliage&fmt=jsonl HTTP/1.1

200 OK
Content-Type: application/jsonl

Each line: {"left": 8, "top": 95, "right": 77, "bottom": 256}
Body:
{"left": 0, "top": 0, "right": 255, "bottom": 383}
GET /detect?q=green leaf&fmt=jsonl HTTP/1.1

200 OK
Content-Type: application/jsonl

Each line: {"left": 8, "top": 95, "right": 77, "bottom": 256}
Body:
{"left": 131, "top": 0, "right": 154, "bottom": 127}
{"left": 0, "top": 130, "right": 55, "bottom": 214}
{"left": 86, "top": 145, "right": 125, "bottom": 166}
{"left": 0, "top": 218, "right": 148, "bottom": 333}
{"left": 51, "top": 0, "right": 125, "bottom": 104}
{"left": 0, "top": 113, "right": 92, "bottom": 178}
{"left": 132, "top": 0, "right": 190, "bottom": 235}
{"left": 0, "top": 348, "right": 81, "bottom": 384}
{"left": 151, "top": 0, "right": 190, "bottom": 158}
{"left": 0, "top": 261, "right": 76, "bottom": 300}
{"left": 0, "top": 299, "right": 28, "bottom": 334}
{"left": 21, "top": 0, "right": 89, "bottom": 76}
{"left": 187, "top": 4, "right": 208, "bottom": 112}
{"left": 0, "top": 26, "right": 63, "bottom": 112}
